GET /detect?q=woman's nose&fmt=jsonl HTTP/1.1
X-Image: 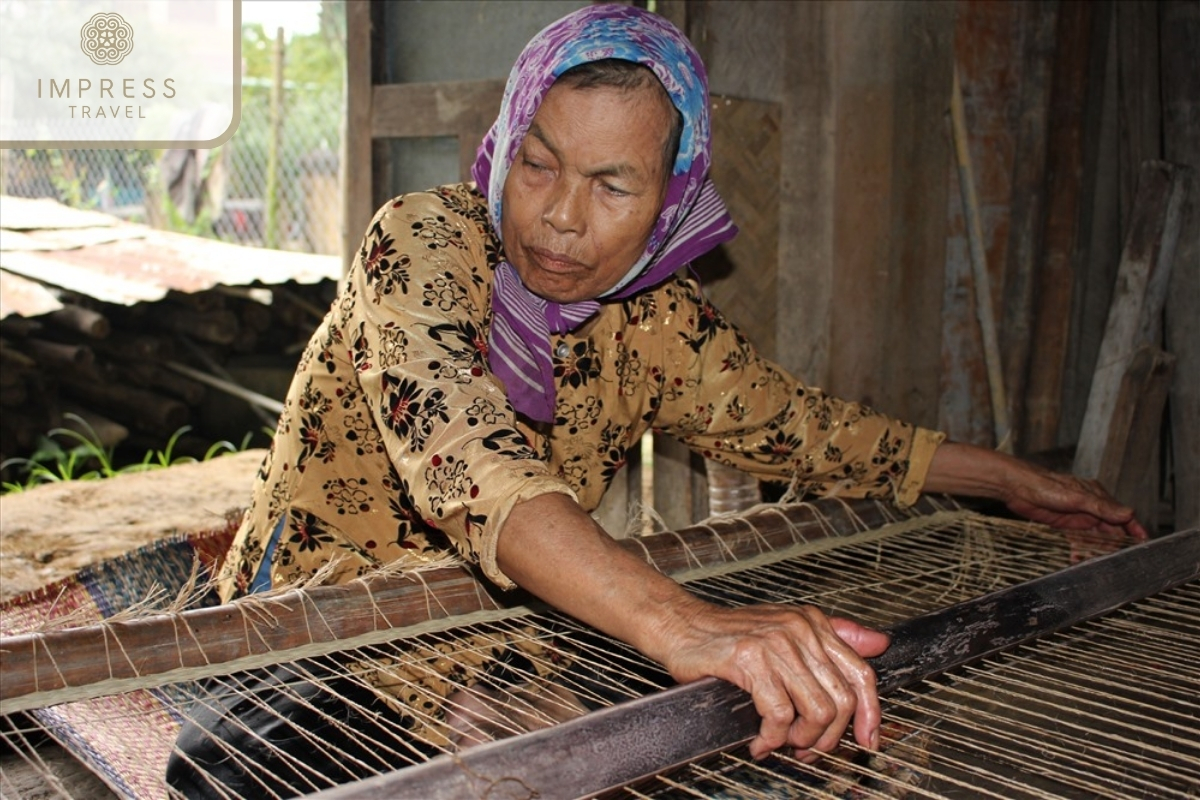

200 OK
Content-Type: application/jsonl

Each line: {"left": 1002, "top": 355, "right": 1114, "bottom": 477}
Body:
{"left": 541, "top": 180, "right": 585, "bottom": 234}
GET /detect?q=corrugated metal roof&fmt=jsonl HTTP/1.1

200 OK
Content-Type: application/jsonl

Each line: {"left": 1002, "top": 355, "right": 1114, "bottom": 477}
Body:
{"left": 0, "top": 269, "right": 62, "bottom": 320}
{"left": 0, "top": 195, "right": 342, "bottom": 319}
{"left": 0, "top": 196, "right": 121, "bottom": 230}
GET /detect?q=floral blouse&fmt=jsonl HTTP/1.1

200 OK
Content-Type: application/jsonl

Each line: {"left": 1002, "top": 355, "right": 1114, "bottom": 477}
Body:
{"left": 215, "top": 183, "right": 944, "bottom": 603}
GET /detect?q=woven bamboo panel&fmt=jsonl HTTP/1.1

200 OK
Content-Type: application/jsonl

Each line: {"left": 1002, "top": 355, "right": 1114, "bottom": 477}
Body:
{"left": 703, "top": 95, "right": 782, "bottom": 360}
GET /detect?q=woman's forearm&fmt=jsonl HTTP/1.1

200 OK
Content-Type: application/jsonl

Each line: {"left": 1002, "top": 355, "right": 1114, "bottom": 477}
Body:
{"left": 921, "top": 440, "right": 1016, "bottom": 499}
{"left": 495, "top": 492, "right": 703, "bottom": 664}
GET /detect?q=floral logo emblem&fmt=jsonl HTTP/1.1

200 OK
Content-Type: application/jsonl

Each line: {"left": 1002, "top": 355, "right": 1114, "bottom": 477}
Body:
{"left": 80, "top": 12, "right": 134, "bottom": 66}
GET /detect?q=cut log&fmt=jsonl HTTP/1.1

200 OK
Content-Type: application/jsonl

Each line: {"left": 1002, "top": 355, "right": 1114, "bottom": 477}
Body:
{"left": 150, "top": 306, "right": 240, "bottom": 346}
{"left": 0, "top": 338, "right": 36, "bottom": 369}
{"left": 59, "top": 378, "right": 189, "bottom": 435}
{"left": 0, "top": 365, "right": 27, "bottom": 388}
{"left": 0, "top": 383, "right": 28, "bottom": 407}
{"left": 165, "top": 289, "right": 225, "bottom": 312}
{"left": 114, "top": 362, "right": 207, "bottom": 406}
{"left": 0, "top": 316, "right": 42, "bottom": 338}
{"left": 22, "top": 338, "right": 94, "bottom": 368}
{"left": 44, "top": 303, "right": 110, "bottom": 339}
{"left": 92, "top": 331, "right": 169, "bottom": 362}
{"left": 59, "top": 404, "right": 130, "bottom": 449}
{"left": 238, "top": 298, "right": 274, "bottom": 334}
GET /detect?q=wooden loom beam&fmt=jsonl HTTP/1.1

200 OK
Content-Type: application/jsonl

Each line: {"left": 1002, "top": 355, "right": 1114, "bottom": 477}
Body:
{"left": 0, "top": 497, "right": 938, "bottom": 715}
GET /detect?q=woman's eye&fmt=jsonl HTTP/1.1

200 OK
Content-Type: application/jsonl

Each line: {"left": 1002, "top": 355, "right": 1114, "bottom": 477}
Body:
{"left": 524, "top": 158, "right": 548, "bottom": 172}
{"left": 603, "top": 183, "right": 630, "bottom": 198}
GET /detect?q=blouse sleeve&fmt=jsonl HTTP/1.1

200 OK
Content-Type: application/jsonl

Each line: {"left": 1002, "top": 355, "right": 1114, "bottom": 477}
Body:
{"left": 651, "top": 278, "right": 944, "bottom": 507}
{"left": 343, "top": 188, "right": 575, "bottom": 588}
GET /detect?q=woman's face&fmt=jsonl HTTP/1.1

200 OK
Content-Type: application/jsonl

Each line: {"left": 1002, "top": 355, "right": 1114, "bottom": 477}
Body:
{"left": 500, "top": 80, "right": 674, "bottom": 304}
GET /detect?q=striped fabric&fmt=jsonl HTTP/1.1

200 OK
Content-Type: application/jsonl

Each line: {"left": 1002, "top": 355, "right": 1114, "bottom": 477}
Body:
{"left": 0, "top": 521, "right": 238, "bottom": 799}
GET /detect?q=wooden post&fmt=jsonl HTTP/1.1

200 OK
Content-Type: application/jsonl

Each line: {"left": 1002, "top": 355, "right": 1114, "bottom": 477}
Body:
{"left": 594, "top": 463, "right": 632, "bottom": 540}
{"left": 652, "top": 434, "right": 699, "bottom": 532}
{"left": 342, "top": 1, "right": 374, "bottom": 274}
{"left": 1061, "top": 1, "right": 1119, "bottom": 453}
{"left": 1162, "top": 0, "right": 1200, "bottom": 531}
{"left": 265, "top": 27, "right": 285, "bottom": 250}
{"left": 1107, "top": 346, "right": 1176, "bottom": 530}
{"left": 1073, "top": 162, "right": 1187, "bottom": 487}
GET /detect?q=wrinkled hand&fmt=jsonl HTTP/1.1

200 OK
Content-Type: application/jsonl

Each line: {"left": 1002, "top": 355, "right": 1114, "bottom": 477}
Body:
{"left": 660, "top": 603, "right": 889, "bottom": 761}
{"left": 498, "top": 495, "right": 890, "bottom": 763}
{"left": 925, "top": 442, "right": 1148, "bottom": 557}
{"left": 1002, "top": 461, "right": 1148, "bottom": 550}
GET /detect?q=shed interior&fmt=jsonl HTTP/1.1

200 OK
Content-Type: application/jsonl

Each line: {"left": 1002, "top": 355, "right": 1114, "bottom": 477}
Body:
{"left": 345, "top": 0, "right": 1198, "bottom": 535}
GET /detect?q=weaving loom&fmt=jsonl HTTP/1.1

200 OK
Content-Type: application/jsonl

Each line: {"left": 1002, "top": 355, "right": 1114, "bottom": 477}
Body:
{"left": 1, "top": 497, "right": 1196, "bottom": 799}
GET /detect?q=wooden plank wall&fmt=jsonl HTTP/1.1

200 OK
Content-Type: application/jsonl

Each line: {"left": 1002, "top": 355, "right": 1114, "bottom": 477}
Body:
{"left": 775, "top": 2, "right": 952, "bottom": 431}
{"left": 999, "top": 2, "right": 1057, "bottom": 456}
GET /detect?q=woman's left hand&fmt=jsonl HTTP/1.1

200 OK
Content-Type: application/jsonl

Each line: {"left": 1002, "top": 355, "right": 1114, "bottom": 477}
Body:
{"left": 1002, "top": 466, "right": 1147, "bottom": 540}
{"left": 923, "top": 441, "right": 1148, "bottom": 553}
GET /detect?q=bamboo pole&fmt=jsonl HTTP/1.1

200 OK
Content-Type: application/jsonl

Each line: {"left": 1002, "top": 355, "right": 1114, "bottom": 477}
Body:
{"left": 951, "top": 65, "right": 1012, "bottom": 454}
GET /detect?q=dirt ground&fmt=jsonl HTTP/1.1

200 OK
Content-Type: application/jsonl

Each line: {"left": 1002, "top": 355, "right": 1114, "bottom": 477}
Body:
{"left": 0, "top": 449, "right": 265, "bottom": 603}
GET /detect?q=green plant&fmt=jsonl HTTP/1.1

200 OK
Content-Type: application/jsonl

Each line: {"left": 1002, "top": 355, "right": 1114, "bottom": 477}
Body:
{"left": 0, "top": 415, "right": 253, "bottom": 493}
{"left": 145, "top": 155, "right": 221, "bottom": 239}
{"left": 22, "top": 149, "right": 91, "bottom": 208}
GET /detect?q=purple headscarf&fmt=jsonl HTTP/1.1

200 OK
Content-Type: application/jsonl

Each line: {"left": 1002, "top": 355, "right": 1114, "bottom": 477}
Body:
{"left": 474, "top": 4, "right": 737, "bottom": 422}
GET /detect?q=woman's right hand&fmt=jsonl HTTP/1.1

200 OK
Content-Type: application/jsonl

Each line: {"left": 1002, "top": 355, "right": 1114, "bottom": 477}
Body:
{"left": 654, "top": 601, "right": 890, "bottom": 761}
{"left": 497, "top": 493, "right": 889, "bottom": 762}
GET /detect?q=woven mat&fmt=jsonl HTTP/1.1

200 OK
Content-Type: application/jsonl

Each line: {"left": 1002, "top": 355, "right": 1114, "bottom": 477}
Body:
{"left": 0, "top": 519, "right": 238, "bottom": 800}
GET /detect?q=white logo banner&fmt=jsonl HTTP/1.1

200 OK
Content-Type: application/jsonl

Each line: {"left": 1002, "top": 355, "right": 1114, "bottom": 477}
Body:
{"left": 0, "top": 0, "right": 240, "bottom": 147}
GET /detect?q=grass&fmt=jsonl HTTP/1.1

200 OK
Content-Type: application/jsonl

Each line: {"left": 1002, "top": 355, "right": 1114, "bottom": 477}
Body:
{"left": 0, "top": 414, "right": 254, "bottom": 494}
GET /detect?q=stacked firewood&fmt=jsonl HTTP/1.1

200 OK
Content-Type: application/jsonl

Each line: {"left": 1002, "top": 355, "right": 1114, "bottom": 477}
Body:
{"left": 0, "top": 280, "right": 335, "bottom": 478}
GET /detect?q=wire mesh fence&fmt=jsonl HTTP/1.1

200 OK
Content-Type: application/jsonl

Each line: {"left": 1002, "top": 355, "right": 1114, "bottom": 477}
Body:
{"left": 0, "top": 74, "right": 343, "bottom": 256}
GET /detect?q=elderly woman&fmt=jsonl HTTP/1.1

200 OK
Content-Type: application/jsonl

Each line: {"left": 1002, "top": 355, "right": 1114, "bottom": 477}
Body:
{"left": 168, "top": 5, "right": 1143, "bottom": 797}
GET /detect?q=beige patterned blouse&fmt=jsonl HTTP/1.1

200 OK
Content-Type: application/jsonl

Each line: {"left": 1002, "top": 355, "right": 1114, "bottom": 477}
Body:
{"left": 215, "top": 183, "right": 944, "bottom": 603}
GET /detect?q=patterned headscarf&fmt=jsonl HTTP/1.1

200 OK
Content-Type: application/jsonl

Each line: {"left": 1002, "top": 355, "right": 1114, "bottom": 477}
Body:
{"left": 473, "top": 3, "right": 737, "bottom": 423}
